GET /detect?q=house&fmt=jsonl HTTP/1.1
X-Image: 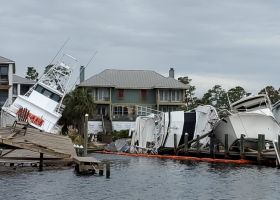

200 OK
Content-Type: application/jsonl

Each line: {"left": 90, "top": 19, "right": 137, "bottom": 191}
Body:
{"left": 79, "top": 68, "right": 188, "bottom": 124}
{"left": 12, "top": 74, "right": 35, "bottom": 102}
{"left": 0, "top": 56, "right": 15, "bottom": 108}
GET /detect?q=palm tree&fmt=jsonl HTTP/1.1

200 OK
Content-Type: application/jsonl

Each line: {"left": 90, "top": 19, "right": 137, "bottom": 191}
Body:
{"left": 60, "top": 87, "right": 95, "bottom": 135}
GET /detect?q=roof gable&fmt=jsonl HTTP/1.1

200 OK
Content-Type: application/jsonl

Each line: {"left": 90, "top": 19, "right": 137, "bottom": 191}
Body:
{"left": 0, "top": 56, "right": 14, "bottom": 63}
{"left": 13, "top": 74, "right": 36, "bottom": 84}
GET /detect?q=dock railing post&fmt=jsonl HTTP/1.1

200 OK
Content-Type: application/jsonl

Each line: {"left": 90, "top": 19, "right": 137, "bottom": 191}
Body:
{"left": 240, "top": 134, "right": 245, "bottom": 159}
{"left": 83, "top": 114, "right": 88, "bottom": 157}
{"left": 174, "top": 134, "right": 178, "bottom": 155}
{"left": 224, "top": 134, "right": 229, "bottom": 159}
{"left": 184, "top": 133, "right": 189, "bottom": 154}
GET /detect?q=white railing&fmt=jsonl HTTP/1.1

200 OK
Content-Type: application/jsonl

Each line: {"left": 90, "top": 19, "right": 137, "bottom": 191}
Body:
{"left": 135, "top": 105, "right": 163, "bottom": 117}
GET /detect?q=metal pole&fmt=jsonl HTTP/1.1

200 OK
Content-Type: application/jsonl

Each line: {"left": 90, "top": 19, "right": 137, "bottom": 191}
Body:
{"left": 84, "top": 114, "right": 88, "bottom": 157}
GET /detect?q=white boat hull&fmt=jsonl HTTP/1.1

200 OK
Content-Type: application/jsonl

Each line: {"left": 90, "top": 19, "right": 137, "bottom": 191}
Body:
{"left": 2, "top": 95, "right": 61, "bottom": 133}
{"left": 214, "top": 112, "right": 280, "bottom": 150}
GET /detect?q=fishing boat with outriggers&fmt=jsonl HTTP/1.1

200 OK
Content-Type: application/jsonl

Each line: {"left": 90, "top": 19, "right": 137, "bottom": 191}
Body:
{"left": 1, "top": 54, "right": 76, "bottom": 133}
{"left": 213, "top": 94, "right": 280, "bottom": 151}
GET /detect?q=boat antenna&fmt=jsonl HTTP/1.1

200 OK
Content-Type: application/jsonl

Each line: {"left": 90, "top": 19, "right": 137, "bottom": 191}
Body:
{"left": 264, "top": 87, "right": 272, "bottom": 110}
{"left": 48, "top": 38, "right": 70, "bottom": 65}
{"left": 226, "top": 92, "right": 232, "bottom": 110}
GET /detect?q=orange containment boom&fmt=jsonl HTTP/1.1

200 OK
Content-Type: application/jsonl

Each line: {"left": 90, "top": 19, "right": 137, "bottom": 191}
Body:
{"left": 97, "top": 151, "right": 254, "bottom": 165}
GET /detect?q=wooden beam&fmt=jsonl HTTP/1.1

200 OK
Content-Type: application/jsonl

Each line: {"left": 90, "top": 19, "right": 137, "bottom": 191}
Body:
{"left": 0, "top": 139, "right": 70, "bottom": 158}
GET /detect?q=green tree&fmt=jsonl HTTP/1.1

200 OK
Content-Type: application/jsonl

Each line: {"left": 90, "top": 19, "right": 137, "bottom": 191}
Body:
{"left": 60, "top": 87, "right": 95, "bottom": 135}
{"left": 44, "top": 64, "right": 53, "bottom": 74}
{"left": 178, "top": 76, "right": 197, "bottom": 110}
{"left": 201, "top": 85, "right": 228, "bottom": 110}
{"left": 227, "top": 86, "right": 247, "bottom": 103}
{"left": 258, "top": 86, "right": 280, "bottom": 104}
{"left": 25, "top": 67, "right": 39, "bottom": 81}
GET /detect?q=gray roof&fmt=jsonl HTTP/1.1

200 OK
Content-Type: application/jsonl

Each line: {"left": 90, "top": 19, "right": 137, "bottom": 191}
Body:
{"left": 79, "top": 69, "right": 188, "bottom": 89}
{"left": 13, "top": 74, "right": 36, "bottom": 85}
{"left": 0, "top": 56, "right": 14, "bottom": 63}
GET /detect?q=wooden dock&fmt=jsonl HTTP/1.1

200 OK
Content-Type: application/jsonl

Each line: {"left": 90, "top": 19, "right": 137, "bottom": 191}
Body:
{"left": 0, "top": 126, "right": 104, "bottom": 174}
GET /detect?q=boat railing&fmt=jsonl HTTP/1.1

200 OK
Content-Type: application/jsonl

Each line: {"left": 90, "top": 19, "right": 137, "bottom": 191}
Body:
{"left": 55, "top": 104, "right": 65, "bottom": 114}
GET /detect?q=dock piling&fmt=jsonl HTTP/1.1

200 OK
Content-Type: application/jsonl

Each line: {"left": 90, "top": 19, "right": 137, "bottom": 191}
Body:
{"left": 106, "top": 162, "right": 110, "bottom": 178}
{"left": 184, "top": 133, "right": 189, "bottom": 153}
{"left": 83, "top": 114, "right": 88, "bottom": 157}
{"left": 39, "top": 153, "right": 43, "bottom": 171}
{"left": 240, "top": 134, "right": 245, "bottom": 159}
{"left": 174, "top": 134, "right": 178, "bottom": 155}
{"left": 209, "top": 132, "right": 214, "bottom": 158}
{"left": 257, "top": 134, "right": 265, "bottom": 164}
{"left": 196, "top": 135, "right": 200, "bottom": 157}
{"left": 224, "top": 134, "right": 229, "bottom": 158}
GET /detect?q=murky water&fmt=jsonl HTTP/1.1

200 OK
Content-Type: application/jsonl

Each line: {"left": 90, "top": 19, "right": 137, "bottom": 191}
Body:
{"left": 0, "top": 153, "right": 280, "bottom": 200}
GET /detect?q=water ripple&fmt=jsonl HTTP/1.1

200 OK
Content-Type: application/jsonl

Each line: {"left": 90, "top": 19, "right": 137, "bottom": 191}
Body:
{"left": 0, "top": 153, "right": 279, "bottom": 200}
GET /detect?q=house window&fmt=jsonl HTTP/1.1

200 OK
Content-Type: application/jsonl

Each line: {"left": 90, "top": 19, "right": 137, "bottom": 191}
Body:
{"left": 171, "top": 90, "right": 182, "bottom": 102}
{"left": 159, "top": 90, "right": 170, "bottom": 101}
{"left": 0, "top": 90, "right": 8, "bottom": 107}
{"left": 117, "top": 89, "right": 124, "bottom": 99}
{"left": 20, "top": 85, "right": 31, "bottom": 95}
{"left": 113, "top": 106, "right": 122, "bottom": 115}
{"left": 96, "top": 88, "right": 109, "bottom": 101}
{"left": 141, "top": 89, "right": 147, "bottom": 100}
{"left": 13, "top": 84, "right": 18, "bottom": 95}
{"left": 113, "top": 106, "right": 128, "bottom": 116}
{"left": 0, "top": 65, "right": 9, "bottom": 85}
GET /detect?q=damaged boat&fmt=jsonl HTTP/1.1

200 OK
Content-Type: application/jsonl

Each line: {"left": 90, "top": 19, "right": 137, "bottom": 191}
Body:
{"left": 1, "top": 55, "right": 75, "bottom": 133}
{"left": 213, "top": 94, "right": 280, "bottom": 151}
{"left": 129, "top": 105, "right": 219, "bottom": 154}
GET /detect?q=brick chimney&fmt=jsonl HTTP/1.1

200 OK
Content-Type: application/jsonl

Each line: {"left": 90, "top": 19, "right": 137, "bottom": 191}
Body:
{"left": 80, "top": 66, "right": 85, "bottom": 83}
{"left": 169, "top": 67, "right": 174, "bottom": 78}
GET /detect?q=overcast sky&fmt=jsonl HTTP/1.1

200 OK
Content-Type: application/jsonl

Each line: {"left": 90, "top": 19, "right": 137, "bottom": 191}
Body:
{"left": 1, "top": 0, "right": 280, "bottom": 96}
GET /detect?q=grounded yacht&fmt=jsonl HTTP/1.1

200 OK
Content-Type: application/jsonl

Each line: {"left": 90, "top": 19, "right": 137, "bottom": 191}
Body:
{"left": 1, "top": 56, "right": 74, "bottom": 133}
{"left": 213, "top": 94, "right": 280, "bottom": 151}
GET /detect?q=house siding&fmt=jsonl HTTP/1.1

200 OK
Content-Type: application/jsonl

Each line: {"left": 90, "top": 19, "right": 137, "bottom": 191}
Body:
{"left": 112, "top": 89, "right": 156, "bottom": 105}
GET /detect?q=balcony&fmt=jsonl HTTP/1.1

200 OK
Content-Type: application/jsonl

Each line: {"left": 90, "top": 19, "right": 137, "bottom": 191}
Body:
{"left": 94, "top": 97, "right": 110, "bottom": 103}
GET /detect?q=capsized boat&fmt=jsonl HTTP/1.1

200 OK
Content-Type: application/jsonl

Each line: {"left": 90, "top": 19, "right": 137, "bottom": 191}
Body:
{"left": 213, "top": 94, "right": 280, "bottom": 151}
{"left": 1, "top": 55, "right": 75, "bottom": 133}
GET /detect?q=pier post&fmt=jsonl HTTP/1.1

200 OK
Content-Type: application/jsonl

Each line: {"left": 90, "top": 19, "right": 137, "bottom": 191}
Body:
{"left": 39, "top": 153, "right": 43, "bottom": 171}
{"left": 174, "top": 134, "right": 178, "bottom": 155}
{"left": 277, "top": 135, "right": 280, "bottom": 168}
{"left": 106, "top": 162, "right": 110, "bottom": 178}
{"left": 209, "top": 132, "right": 214, "bottom": 158}
{"left": 224, "top": 134, "right": 229, "bottom": 158}
{"left": 257, "top": 134, "right": 265, "bottom": 164}
{"left": 184, "top": 133, "right": 189, "bottom": 154}
{"left": 83, "top": 114, "right": 88, "bottom": 157}
{"left": 99, "top": 163, "right": 104, "bottom": 176}
{"left": 240, "top": 134, "right": 245, "bottom": 159}
{"left": 196, "top": 135, "right": 200, "bottom": 157}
